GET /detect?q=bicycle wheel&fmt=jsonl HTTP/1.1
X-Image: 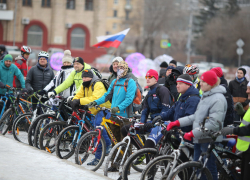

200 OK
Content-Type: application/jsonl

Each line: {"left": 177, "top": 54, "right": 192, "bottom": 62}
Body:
{"left": 167, "top": 161, "right": 213, "bottom": 180}
{"left": 39, "top": 121, "right": 67, "bottom": 153}
{"left": 75, "top": 131, "right": 106, "bottom": 171}
{"left": 141, "top": 155, "right": 185, "bottom": 180}
{"left": 122, "top": 148, "right": 158, "bottom": 180}
{"left": 0, "top": 108, "right": 14, "bottom": 135}
{"left": 12, "top": 113, "right": 32, "bottom": 144}
{"left": 56, "top": 125, "right": 85, "bottom": 159}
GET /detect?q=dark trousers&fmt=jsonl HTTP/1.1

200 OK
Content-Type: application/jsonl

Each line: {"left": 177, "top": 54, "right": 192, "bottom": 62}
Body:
{"left": 242, "top": 151, "right": 250, "bottom": 180}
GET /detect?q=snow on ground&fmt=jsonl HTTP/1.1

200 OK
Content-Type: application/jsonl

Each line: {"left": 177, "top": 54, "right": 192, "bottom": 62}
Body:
{"left": 0, "top": 134, "right": 112, "bottom": 180}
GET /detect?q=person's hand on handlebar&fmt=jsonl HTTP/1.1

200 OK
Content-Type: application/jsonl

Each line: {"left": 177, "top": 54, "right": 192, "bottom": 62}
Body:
{"left": 111, "top": 107, "right": 119, "bottom": 114}
{"left": 87, "top": 101, "right": 97, "bottom": 108}
{"left": 139, "top": 122, "right": 154, "bottom": 133}
{"left": 48, "top": 90, "right": 56, "bottom": 98}
{"left": 220, "top": 127, "right": 234, "bottom": 136}
{"left": 167, "top": 120, "right": 180, "bottom": 131}
{"left": 71, "top": 99, "right": 80, "bottom": 111}
{"left": 37, "top": 90, "right": 47, "bottom": 96}
{"left": 183, "top": 131, "right": 194, "bottom": 141}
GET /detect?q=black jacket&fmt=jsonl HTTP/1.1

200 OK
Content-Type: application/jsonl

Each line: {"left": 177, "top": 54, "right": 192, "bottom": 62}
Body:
{"left": 220, "top": 76, "right": 228, "bottom": 87}
{"left": 158, "top": 77, "right": 165, "bottom": 85}
{"left": 25, "top": 63, "right": 55, "bottom": 92}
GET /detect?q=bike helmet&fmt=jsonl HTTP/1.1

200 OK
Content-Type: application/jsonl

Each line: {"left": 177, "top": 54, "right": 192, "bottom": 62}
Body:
{"left": 21, "top": 46, "right": 32, "bottom": 54}
{"left": 38, "top": 51, "right": 49, "bottom": 58}
{"left": 183, "top": 64, "right": 199, "bottom": 75}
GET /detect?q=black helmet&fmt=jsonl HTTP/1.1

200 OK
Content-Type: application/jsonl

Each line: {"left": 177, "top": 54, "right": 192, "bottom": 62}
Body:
{"left": 0, "top": 44, "right": 6, "bottom": 52}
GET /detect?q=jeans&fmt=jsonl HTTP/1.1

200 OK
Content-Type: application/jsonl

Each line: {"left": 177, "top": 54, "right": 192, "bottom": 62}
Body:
{"left": 193, "top": 143, "right": 217, "bottom": 180}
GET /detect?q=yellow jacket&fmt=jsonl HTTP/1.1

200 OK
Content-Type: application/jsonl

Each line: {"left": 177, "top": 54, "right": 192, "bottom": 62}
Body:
{"left": 73, "top": 81, "right": 111, "bottom": 115}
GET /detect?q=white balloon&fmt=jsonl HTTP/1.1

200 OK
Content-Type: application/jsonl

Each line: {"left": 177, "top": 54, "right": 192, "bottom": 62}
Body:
{"left": 137, "top": 59, "right": 157, "bottom": 77}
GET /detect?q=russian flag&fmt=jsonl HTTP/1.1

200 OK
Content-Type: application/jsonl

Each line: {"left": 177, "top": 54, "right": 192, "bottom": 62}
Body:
{"left": 93, "top": 28, "right": 130, "bottom": 48}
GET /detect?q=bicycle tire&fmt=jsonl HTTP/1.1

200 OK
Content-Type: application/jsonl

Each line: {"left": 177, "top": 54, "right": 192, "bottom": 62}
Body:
{"left": 27, "top": 114, "right": 57, "bottom": 146}
{"left": 122, "top": 148, "right": 158, "bottom": 180}
{"left": 0, "top": 108, "right": 14, "bottom": 135}
{"left": 12, "top": 113, "right": 33, "bottom": 144}
{"left": 167, "top": 161, "right": 213, "bottom": 180}
{"left": 39, "top": 121, "right": 67, "bottom": 153}
{"left": 141, "top": 155, "right": 185, "bottom": 180}
{"left": 75, "top": 131, "right": 106, "bottom": 171}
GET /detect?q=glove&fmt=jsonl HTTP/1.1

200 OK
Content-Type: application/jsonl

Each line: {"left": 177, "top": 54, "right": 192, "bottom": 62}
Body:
{"left": 183, "top": 131, "right": 194, "bottom": 141}
{"left": 168, "top": 73, "right": 176, "bottom": 85}
{"left": 139, "top": 122, "right": 154, "bottom": 133}
{"left": 71, "top": 99, "right": 80, "bottom": 111}
{"left": 221, "top": 127, "right": 234, "bottom": 136}
{"left": 111, "top": 107, "right": 120, "bottom": 114}
{"left": 161, "top": 129, "right": 174, "bottom": 142}
{"left": 152, "top": 115, "right": 162, "bottom": 124}
{"left": 234, "top": 102, "right": 245, "bottom": 116}
{"left": 48, "top": 91, "right": 56, "bottom": 98}
{"left": 37, "top": 90, "right": 46, "bottom": 96}
{"left": 67, "top": 96, "right": 74, "bottom": 104}
{"left": 87, "top": 101, "right": 97, "bottom": 108}
{"left": 167, "top": 120, "right": 180, "bottom": 131}
{"left": 20, "top": 88, "right": 28, "bottom": 95}
{"left": 0, "top": 82, "right": 5, "bottom": 88}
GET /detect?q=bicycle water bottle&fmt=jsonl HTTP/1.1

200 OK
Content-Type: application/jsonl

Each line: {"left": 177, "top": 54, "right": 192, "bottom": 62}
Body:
{"left": 179, "top": 140, "right": 190, "bottom": 158}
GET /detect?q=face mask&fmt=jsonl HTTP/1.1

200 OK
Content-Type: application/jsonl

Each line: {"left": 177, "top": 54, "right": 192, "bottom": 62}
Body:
{"left": 117, "top": 69, "right": 124, "bottom": 78}
{"left": 82, "top": 80, "right": 91, "bottom": 87}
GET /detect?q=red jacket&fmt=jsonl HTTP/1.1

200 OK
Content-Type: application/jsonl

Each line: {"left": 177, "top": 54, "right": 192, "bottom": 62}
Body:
{"left": 13, "top": 56, "right": 28, "bottom": 88}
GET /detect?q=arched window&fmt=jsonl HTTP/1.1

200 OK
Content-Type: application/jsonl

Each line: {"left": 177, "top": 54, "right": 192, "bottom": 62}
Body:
{"left": 71, "top": 28, "right": 85, "bottom": 49}
{"left": 27, "top": 25, "right": 43, "bottom": 47}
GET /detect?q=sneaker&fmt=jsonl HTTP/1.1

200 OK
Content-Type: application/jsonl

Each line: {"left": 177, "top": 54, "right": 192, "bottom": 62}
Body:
{"left": 107, "top": 166, "right": 118, "bottom": 172}
{"left": 133, "top": 154, "right": 146, "bottom": 165}
{"left": 87, "top": 158, "right": 100, "bottom": 166}
{"left": 106, "top": 144, "right": 112, "bottom": 156}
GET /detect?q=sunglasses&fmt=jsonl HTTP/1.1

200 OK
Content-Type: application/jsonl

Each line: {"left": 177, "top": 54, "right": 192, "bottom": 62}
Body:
{"left": 145, "top": 76, "right": 154, "bottom": 79}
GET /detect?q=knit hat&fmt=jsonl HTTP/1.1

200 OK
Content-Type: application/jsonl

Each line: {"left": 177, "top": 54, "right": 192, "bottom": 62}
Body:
{"left": 62, "top": 50, "right": 73, "bottom": 64}
{"left": 200, "top": 71, "right": 218, "bottom": 86}
{"left": 146, "top": 69, "right": 159, "bottom": 81}
{"left": 112, "top": 56, "right": 123, "bottom": 63}
{"left": 3, "top": 54, "right": 13, "bottom": 62}
{"left": 166, "top": 66, "right": 175, "bottom": 71}
{"left": 73, "top": 57, "right": 84, "bottom": 66}
{"left": 169, "top": 60, "right": 177, "bottom": 66}
{"left": 159, "top": 69, "right": 166, "bottom": 77}
{"left": 82, "top": 69, "right": 93, "bottom": 78}
{"left": 160, "top": 61, "right": 168, "bottom": 68}
{"left": 210, "top": 67, "right": 223, "bottom": 78}
{"left": 238, "top": 68, "right": 246, "bottom": 76}
{"left": 176, "top": 74, "right": 193, "bottom": 86}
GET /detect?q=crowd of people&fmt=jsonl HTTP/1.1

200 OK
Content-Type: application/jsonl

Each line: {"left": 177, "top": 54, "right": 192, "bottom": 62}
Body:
{"left": 0, "top": 44, "right": 250, "bottom": 180}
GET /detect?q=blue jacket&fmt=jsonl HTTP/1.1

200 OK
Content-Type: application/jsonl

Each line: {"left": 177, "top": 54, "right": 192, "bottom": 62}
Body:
{"left": 95, "top": 75, "right": 136, "bottom": 117}
{"left": 0, "top": 61, "right": 25, "bottom": 94}
{"left": 161, "top": 85, "right": 200, "bottom": 132}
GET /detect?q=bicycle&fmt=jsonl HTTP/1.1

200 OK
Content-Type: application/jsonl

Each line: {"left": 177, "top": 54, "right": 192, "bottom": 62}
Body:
{"left": 167, "top": 119, "right": 242, "bottom": 180}
{"left": 40, "top": 106, "right": 94, "bottom": 154}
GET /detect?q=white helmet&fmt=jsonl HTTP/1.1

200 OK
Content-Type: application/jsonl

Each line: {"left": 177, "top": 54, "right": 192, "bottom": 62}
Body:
{"left": 38, "top": 51, "right": 49, "bottom": 58}
{"left": 21, "top": 46, "right": 32, "bottom": 54}
{"left": 112, "top": 56, "right": 123, "bottom": 63}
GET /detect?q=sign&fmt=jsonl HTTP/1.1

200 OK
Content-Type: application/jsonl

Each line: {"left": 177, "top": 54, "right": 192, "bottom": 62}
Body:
{"left": 50, "top": 52, "right": 64, "bottom": 71}
{"left": 237, "top": 48, "right": 243, "bottom": 56}
{"left": 161, "top": 40, "right": 170, "bottom": 49}
{"left": 236, "top": 39, "right": 244, "bottom": 48}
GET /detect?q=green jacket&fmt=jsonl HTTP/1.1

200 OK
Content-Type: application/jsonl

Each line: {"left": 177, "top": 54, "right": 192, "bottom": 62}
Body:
{"left": 108, "top": 68, "right": 137, "bottom": 84}
{"left": 54, "top": 63, "right": 91, "bottom": 95}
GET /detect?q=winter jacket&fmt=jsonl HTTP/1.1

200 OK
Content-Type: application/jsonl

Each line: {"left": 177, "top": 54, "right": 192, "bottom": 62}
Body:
{"left": 158, "top": 77, "right": 165, "bottom": 86}
{"left": 25, "top": 63, "right": 54, "bottom": 92}
{"left": 0, "top": 61, "right": 25, "bottom": 94}
{"left": 54, "top": 62, "right": 91, "bottom": 95}
{"left": 178, "top": 85, "right": 227, "bottom": 143}
{"left": 162, "top": 85, "right": 200, "bottom": 132}
{"left": 220, "top": 76, "right": 228, "bottom": 87}
{"left": 141, "top": 83, "right": 171, "bottom": 123}
{"left": 73, "top": 70, "right": 111, "bottom": 115}
{"left": 95, "top": 75, "right": 137, "bottom": 117}
{"left": 44, "top": 65, "right": 75, "bottom": 98}
{"left": 0, "top": 51, "right": 8, "bottom": 61}
{"left": 13, "top": 56, "right": 28, "bottom": 88}
{"left": 108, "top": 68, "right": 137, "bottom": 84}
{"left": 229, "top": 78, "right": 249, "bottom": 110}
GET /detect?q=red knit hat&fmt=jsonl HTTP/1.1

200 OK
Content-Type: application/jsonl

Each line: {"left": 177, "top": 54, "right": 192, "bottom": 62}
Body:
{"left": 146, "top": 69, "right": 159, "bottom": 81}
{"left": 200, "top": 71, "right": 218, "bottom": 86}
{"left": 210, "top": 67, "right": 223, "bottom": 78}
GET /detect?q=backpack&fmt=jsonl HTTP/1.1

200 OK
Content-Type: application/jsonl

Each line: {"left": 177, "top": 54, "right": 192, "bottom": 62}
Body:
{"left": 91, "top": 67, "right": 102, "bottom": 79}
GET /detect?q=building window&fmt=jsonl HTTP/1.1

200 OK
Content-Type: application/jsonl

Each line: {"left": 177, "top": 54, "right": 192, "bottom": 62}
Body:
{"left": 113, "top": 23, "right": 117, "bottom": 30}
{"left": 71, "top": 28, "right": 85, "bottom": 49}
{"left": 113, "top": 10, "right": 117, "bottom": 17}
{"left": 0, "top": 0, "right": 7, "bottom": 3}
{"left": 66, "top": 0, "right": 75, "bottom": 9}
{"left": 42, "top": 0, "right": 51, "bottom": 7}
{"left": 114, "top": 0, "right": 118, "bottom": 4}
{"left": 23, "top": 0, "right": 32, "bottom": 6}
{"left": 27, "top": 25, "right": 43, "bottom": 47}
{"left": 85, "top": 0, "right": 93, "bottom": 11}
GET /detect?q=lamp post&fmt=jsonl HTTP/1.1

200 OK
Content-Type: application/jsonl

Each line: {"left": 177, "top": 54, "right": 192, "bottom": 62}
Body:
{"left": 124, "top": 2, "right": 132, "bottom": 21}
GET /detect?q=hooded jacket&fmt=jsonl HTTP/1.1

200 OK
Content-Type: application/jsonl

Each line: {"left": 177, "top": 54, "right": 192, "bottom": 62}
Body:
{"left": 44, "top": 65, "right": 75, "bottom": 98}
{"left": 178, "top": 85, "right": 227, "bottom": 143}
{"left": 108, "top": 68, "right": 137, "bottom": 84}
{"left": 0, "top": 51, "right": 8, "bottom": 61}
{"left": 95, "top": 74, "right": 137, "bottom": 117}
{"left": 13, "top": 56, "right": 28, "bottom": 88}
{"left": 162, "top": 85, "right": 200, "bottom": 132}
{"left": 54, "top": 62, "right": 91, "bottom": 95}
{"left": 73, "top": 70, "right": 111, "bottom": 115}
{"left": 0, "top": 60, "right": 25, "bottom": 94}
{"left": 25, "top": 63, "right": 54, "bottom": 92}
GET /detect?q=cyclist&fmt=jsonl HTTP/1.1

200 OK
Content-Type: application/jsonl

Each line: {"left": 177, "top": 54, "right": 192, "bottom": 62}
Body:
{"left": 167, "top": 70, "right": 227, "bottom": 180}
{"left": 38, "top": 50, "right": 74, "bottom": 98}
{"left": 25, "top": 51, "right": 54, "bottom": 111}
{"left": 0, "top": 45, "right": 8, "bottom": 60}
{"left": 13, "top": 46, "right": 32, "bottom": 88}
{"left": 48, "top": 57, "right": 91, "bottom": 98}
{"left": 70, "top": 69, "right": 112, "bottom": 165}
